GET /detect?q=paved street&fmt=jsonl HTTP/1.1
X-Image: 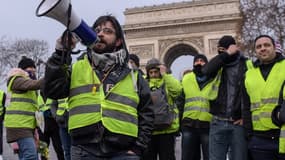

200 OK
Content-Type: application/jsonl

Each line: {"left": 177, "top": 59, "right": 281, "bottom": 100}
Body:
{"left": 2, "top": 129, "right": 182, "bottom": 160}
{"left": 2, "top": 128, "right": 57, "bottom": 160}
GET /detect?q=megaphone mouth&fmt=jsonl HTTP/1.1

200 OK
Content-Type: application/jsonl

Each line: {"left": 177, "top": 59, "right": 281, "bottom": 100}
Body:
{"left": 36, "top": 0, "right": 62, "bottom": 17}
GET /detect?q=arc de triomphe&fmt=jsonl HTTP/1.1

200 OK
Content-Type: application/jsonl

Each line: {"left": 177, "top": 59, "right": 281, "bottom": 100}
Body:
{"left": 123, "top": 0, "right": 241, "bottom": 70}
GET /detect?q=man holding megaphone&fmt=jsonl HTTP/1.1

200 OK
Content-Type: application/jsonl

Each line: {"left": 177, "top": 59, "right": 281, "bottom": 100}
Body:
{"left": 42, "top": 14, "right": 154, "bottom": 160}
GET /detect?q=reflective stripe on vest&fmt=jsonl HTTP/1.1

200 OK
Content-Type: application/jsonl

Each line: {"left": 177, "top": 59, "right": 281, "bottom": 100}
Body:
{"left": 69, "top": 84, "right": 100, "bottom": 97}
{"left": 69, "top": 56, "right": 139, "bottom": 137}
{"left": 69, "top": 104, "right": 100, "bottom": 116}
{"left": 245, "top": 61, "right": 285, "bottom": 131}
{"left": 4, "top": 76, "right": 37, "bottom": 129}
{"left": 68, "top": 57, "right": 102, "bottom": 130}
{"left": 251, "top": 98, "right": 279, "bottom": 110}
{"left": 11, "top": 97, "right": 36, "bottom": 104}
{"left": 6, "top": 110, "right": 35, "bottom": 116}
{"left": 101, "top": 72, "right": 139, "bottom": 137}
{"left": 182, "top": 72, "right": 220, "bottom": 122}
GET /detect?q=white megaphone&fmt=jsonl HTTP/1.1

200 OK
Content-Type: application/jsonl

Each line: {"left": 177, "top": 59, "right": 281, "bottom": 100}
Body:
{"left": 36, "top": 0, "right": 99, "bottom": 48}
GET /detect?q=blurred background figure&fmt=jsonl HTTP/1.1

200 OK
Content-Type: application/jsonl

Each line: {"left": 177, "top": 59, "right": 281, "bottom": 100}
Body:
{"left": 0, "top": 90, "right": 6, "bottom": 160}
{"left": 129, "top": 53, "right": 145, "bottom": 75}
{"left": 143, "top": 58, "right": 182, "bottom": 160}
{"left": 37, "top": 94, "right": 65, "bottom": 160}
{"left": 5, "top": 56, "right": 43, "bottom": 160}
{"left": 178, "top": 54, "right": 219, "bottom": 160}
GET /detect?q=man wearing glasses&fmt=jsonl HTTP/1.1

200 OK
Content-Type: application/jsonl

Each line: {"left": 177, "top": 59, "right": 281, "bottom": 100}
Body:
{"left": 43, "top": 15, "right": 154, "bottom": 160}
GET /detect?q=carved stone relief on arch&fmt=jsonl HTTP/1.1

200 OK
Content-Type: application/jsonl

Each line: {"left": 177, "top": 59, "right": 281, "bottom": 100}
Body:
{"left": 158, "top": 37, "right": 204, "bottom": 58}
{"left": 208, "top": 38, "right": 219, "bottom": 55}
{"left": 129, "top": 44, "right": 154, "bottom": 59}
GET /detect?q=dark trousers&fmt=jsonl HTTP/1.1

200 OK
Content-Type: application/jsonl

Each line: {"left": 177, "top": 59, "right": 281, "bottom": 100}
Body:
{"left": 142, "top": 133, "right": 176, "bottom": 160}
{"left": 39, "top": 116, "right": 65, "bottom": 160}
{"left": 71, "top": 145, "right": 140, "bottom": 160}
{"left": 181, "top": 127, "right": 209, "bottom": 160}
{"left": 248, "top": 136, "right": 285, "bottom": 160}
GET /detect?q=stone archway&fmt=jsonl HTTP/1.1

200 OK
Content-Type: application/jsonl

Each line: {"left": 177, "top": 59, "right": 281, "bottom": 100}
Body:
{"left": 124, "top": 0, "right": 241, "bottom": 70}
{"left": 163, "top": 43, "right": 198, "bottom": 69}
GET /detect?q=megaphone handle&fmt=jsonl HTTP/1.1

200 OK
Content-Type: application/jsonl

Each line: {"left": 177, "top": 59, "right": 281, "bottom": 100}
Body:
{"left": 60, "top": 3, "right": 73, "bottom": 65}
{"left": 67, "top": 4, "right": 72, "bottom": 31}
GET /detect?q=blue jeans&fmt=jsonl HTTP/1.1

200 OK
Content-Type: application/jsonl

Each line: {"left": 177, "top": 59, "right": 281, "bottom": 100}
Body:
{"left": 17, "top": 137, "right": 38, "bottom": 160}
{"left": 71, "top": 145, "right": 140, "bottom": 160}
{"left": 182, "top": 127, "right": 209, "bottom": 160}
{"left": 209, "top": 118, "right": 247, "bottom": 160}
{"left": 248, "top": 136, "right": 285, "bottom": 160}
{"left": 59, "top": 127, "right": 71, "bottom": 160}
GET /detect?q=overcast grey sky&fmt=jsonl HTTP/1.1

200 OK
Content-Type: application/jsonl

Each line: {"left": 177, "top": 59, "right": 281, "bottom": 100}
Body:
{"left": 1, "top": 0, "right": 191, "bottom": 48}
{"left": 0, "top": 0, "right": 193, "bottom": 86}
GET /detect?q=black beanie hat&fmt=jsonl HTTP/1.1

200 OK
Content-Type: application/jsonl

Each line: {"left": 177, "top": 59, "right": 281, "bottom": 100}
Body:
{"left": 218, "top": 35, "right": 236, "bottom": 49}
{"left": 129, "top": 54, "right": 140, "bottom": 67}
{"left": 18, "top": 56, "right": 36, "bottom": 70}
{"left": 193, "top": 54, "right": 208, "bottom": 65}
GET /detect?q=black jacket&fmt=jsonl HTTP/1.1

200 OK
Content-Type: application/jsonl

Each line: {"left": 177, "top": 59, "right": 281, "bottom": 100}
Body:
{"left": 202, "top": 52, "right": 248, "bottom": 120}
{"left": 43, "top": 50, "right": 154, "bottom": 156}
{"left": 242, "top": 53, "right": 285, "bottom": 139}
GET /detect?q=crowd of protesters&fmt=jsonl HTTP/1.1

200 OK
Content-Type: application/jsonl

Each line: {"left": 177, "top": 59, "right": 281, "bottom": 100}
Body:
{"left": 1, "top": 14, "right": 285, "bottom": 160}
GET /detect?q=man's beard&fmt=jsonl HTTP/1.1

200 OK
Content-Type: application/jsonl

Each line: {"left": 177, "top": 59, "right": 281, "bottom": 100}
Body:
{"left": 93, "top": 40, "right": 117, "bottom": 54}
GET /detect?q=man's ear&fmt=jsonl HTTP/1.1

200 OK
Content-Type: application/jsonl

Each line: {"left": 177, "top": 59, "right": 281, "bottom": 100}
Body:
{"left": 115, "top": 39, "right": 122, "bottom": 47}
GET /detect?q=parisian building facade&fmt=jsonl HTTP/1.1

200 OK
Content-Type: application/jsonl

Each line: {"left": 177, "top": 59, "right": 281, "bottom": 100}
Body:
{"left": 123, "top": 0, "right": 241, "bottom": 70}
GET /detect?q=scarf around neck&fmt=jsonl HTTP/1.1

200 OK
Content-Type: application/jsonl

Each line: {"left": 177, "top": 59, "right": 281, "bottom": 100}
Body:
{"left": 90, "top": 49, "right": 127, "bottom": 73}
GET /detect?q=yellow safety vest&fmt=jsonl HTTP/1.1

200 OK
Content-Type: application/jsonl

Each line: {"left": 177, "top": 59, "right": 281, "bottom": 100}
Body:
{"left": 38, "top": 95, "right": 53, "bottom": 112}
{"left": 182, "top": 71, "right": 221, "bottom": 122}
{"left": 56, "top": 98, "right": 68, "bottom": 116}
{"left": 245, "top": 60, "right": 285, "bottom": 153}
{"left": 4, "top": 76, "right": 37, "bottom": 129}
{"left": 68, "top": 56, "right": 139, "bottom": 137}
{"left": 148, "top": 78, "right": 179, "bottom": 135}
{"left": 279, "top": 86, "right": 285, "bottom": 153}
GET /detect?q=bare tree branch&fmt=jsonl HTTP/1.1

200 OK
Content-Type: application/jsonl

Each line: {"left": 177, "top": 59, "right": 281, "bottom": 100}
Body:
{"left": 0, "top": 36, "right": 49, "bottom": 84}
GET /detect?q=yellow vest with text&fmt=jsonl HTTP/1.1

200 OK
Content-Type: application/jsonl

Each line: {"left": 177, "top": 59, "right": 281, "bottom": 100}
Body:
{"left": 4, "top": 76, "right": 37, "bottom": 129}
{"left": 245, "top": 60, "right": 285, "bottom": 153}
{"left": 0, "top": 90, "right": 5, "bottom": 116}
{"left": 182, "top": 71, "right": 221, "bottom": 122}
{"left": 68, "top": 56, "right": 139, "bottom": 137}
